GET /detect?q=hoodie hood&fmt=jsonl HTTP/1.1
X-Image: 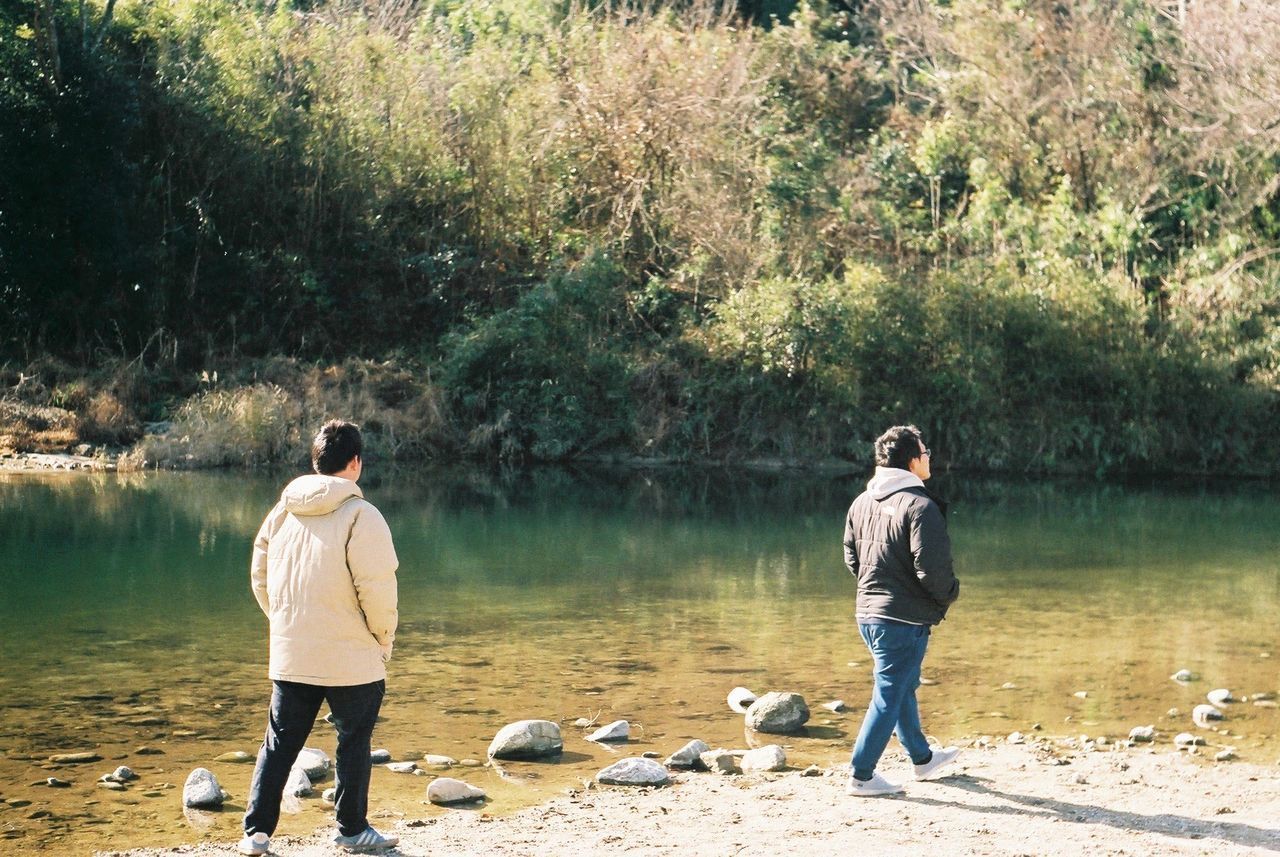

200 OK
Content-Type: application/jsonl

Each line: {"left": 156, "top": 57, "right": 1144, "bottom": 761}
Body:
{"left": 866, "top": 466, "right": 925, "bottom": 501}
{"left": 281, "top": 474, "right": 363, "bottom": 516}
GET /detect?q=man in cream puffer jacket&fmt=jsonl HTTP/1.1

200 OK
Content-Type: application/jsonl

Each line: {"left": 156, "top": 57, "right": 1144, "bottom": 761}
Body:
{"left": 240, "top": 420, "right": 400, "bottom": 855}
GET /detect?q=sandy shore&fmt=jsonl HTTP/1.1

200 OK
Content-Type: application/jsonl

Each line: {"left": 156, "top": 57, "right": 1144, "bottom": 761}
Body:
{"left": 102, "top": 742, "right": 1280, "bottom": 856}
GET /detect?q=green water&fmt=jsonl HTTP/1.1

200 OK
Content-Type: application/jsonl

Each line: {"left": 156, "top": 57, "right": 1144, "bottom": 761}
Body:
{"left": 1, "top": 468, "right": 1277, "bottom": 851}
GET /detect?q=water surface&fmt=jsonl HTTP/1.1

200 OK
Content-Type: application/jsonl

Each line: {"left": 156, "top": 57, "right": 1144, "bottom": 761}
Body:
{"left": 1, "top": 467, "right": 1276, "bottom": 851}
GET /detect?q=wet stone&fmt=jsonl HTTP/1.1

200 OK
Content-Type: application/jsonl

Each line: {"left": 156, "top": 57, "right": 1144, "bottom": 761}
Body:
{"left": 421, "top": 754, "right": 456, "bottom": 767}
{"left": 386, "top": 762, "right": 417, "bottom": 774}
{"left": 369, "top": 749, "right": 392, "bottom": 764}
{"left": 182, "top": 768, "right": 225, "bottom": 808}
{"left": 48, "top": 752, "right": 101, "bottom": 765}
{"left": 214, "top": 751, "right": 254, "bottom": 764}
{"left": 46, "top": 778, "right": 72, "bottom": 788}
{"left": 97, "top": 781, "right": 126, "bottom": 791}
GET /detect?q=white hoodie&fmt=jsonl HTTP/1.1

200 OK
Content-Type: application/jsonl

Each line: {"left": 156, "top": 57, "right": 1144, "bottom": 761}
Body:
{"left": 866, "top": 466, "right": 925, "bottom": 501}
{"left": 251, "top": 474, "right": 399, "bottom": 685}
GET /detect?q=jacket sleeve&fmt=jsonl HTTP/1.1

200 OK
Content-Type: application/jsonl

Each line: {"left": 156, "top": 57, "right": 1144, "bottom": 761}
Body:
{"left": 250, "top": 502, "right": 284, "bottom": 615}
{"left": 909, "top": 500, "right": 959, "bottom": 607}
{"left": 348, "top": 503, "right": 399, "bottom": 648}
{"left": 843, "top": 504, "right": 859, "bottom": 577}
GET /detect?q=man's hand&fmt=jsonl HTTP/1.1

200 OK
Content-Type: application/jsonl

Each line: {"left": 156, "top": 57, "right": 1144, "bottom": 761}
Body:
{"left": 380, "top": 641, "right": 394, "bottom": 663}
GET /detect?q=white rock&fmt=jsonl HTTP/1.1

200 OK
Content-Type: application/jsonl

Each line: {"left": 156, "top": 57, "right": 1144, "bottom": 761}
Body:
{"left": 182, "top": 768, "right": 224, "bottom": 808}
{"left": 1007, "top": 731, "right": 1025, "bottom": 745}
{"left": 285, "top": 765, "right": 312, "bottom": 797}
{"left": 488, "top": 720, "right": 563, "bottom": 760}
{"left": 1215, "top": 748, "right": 1237, "bottom": 762}
{"left": 727, "top": 687, "right": 757, "bottom": 714}
{"left": 745, "top": 692, "right": 810, "bottom": 734}
{"left": 821, "top": 700, "right": 846, "bottom": 713}
{"left": 664, "top": 739, "right": 710, "bottom": 769}
{"left": 322, "top": 787, "right": 336, "bottom": 803}
{"left": 294, "top": 747, "right": 331, "bottom": 780}
{"left": 1207, "top": 689, "right": 1235, "bottom": 705}
{"left": 596, "top": 758, "right": 671, "bottom": 787}
{"left": 1174, "top": 733, "right": 1205, "bottom": 747}
{"left": 1170, "top": 669, "right": 1196, "bottom": 682}
{"left": 1128, "top": 725, "right": 1155, "bottom": 743}
{"left": 699, "top": 749, "right": 740, "bottom": 775}
{"left": 427, "top": 777, "right": 487, "bottom": 805}
{"left": 422, "top": 754, "right": 458, "bottom": 766}
{"left": 585, "top": 720, "right": 629, "bottom": 742}
{"left": 573, "top": 717, "right": 594, "bottom": 728}
{"left": 740, "top": 745, "right": 786, "bottom": 773}
{"left": 386, "top": 761, "right": 417, "bottom": 774}
{"left": 1192, "top": 705, "right": 1224, "bottom": 728}
{"left": 369, "top": 749, "right": 392, "bottom": 764}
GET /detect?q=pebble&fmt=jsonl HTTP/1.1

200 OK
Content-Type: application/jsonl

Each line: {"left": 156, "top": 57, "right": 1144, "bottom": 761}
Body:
{"left": 46, "top": 777, "right": 72, "bottom": 788}
{"left": 1170, "top": 669, "right": 1196, "bottom": 682}
{"left": 1192, "top": 705, "right": 1224, "bottom": 728}
{"left": 665, "top": 739, "right": 710, "bottom": 769}
{"left": 48, "top": 752, "right": 101, "bottom": 764}
{"left": 822, "top": 700, "right": 847, "bottom": 713}
{"left": 1174, "top": 733, "right": 1205, "bottom": 747}
{"left": 1215, "top": 749, "right": 1237, "bottom": 762}
{"left": 386, "top": 762, "right": 417, "bottom": 774}
{"left": 1254, "top": 700, "right": 1278, "bottom": 709}
{"left": 572, "top": 718, "right": 594, "bottom": 728}
{"left": 369, "top": 749, "right": 392, "bottom": 764}
{"left": 8, "top": 799, "right": 32, "bottom": 808}
{"left": 1073, "top": 691, "right": 1089, "bottom": 699}
{"left": 134, "top": 746, "right": 164, "bottom": 755}
{"left": 1206, "top": 689, "right": 1235, "bottom": 705}
{"left": 322, "top": 787, "right": 336, "bottom": 804}
{"left": 110, "top": 766, "right": 138, "bottom": 781}
{"left": 459, "top": 759, "right": 484, "bottom": 768}
{"left": 585, "top": 720, "right": 630, "bottom": 743}
{"left": 97, "top": 781, "right": 126, "bottom": 791}
{"left": 421, "top": 754, "right": 456, "bottom": 767}
{"left": 1006, "top": 732, "right": 1025, "bottom": 744}
{"left": 801, "top": 764, "right": 822, "bottom": 777}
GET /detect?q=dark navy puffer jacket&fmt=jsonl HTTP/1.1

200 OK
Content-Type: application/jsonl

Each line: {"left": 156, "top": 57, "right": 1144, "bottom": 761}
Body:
{"left": 842, "top": 471, "right": 959, "bottom": 625}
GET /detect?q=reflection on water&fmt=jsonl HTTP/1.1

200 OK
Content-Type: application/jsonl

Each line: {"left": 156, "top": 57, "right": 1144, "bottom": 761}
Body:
{"left": 1, "top": 467, "right": 1277, "bottom": 851}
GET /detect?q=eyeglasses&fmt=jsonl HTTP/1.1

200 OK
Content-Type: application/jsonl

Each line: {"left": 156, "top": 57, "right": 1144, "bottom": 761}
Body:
{"left": 920, "top": 446, "right": 931, "bottom": 457}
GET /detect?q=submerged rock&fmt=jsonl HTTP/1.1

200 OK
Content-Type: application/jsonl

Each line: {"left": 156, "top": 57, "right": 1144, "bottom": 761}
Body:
{"left": 488, "top": 720, "right": 563, "bottom": 760}
{"left": 745, "top": 692, "right": 810, "bottom": 734}
{"left": 727, "top": 687, "right": 757, "bottom": 714}
{"left": 1174, "top": 733, "right": 1205, "bottom": 747}
{"left": 214, "top": 751, "right": 254, "bottom": 764}
{"left": 664, "top": 739, "right": 710, "bottom": 769}
{"left": 596, "top": 758, "right": 670, "bottom": 787}
{"left": 740, "top": 745, "right": 786, "bottom": 773}
{"left": 422, "top": 754, "right": 457, "bottom": 767}
{"left": 285, "top": 766, "right": 312, "bottom": 797}
{"left": 1170, "top": 669, "right": 1196, "bottom": 683}
{"left": 1192, "top": 705, "right": 1225, "bottom": 728}
{"left": 427, "top": 777, "right": 487, "bottom": 805}
{"left": 182, "top": 768, "right": 225, "bottom": 808}
{"left": 48, "top": 752, "right": 101, "bottom": 765}
{"left": 294, "top": 747, "right": 331, "bottom": 780}
{"left": 585, "top": 720, "right": 630, "bottom": 743}
{"left": 1206, "top": 689, "right": 1235, "bottom": 705}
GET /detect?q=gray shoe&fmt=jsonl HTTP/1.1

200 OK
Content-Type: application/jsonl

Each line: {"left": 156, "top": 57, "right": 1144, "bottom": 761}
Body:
{"left": 333, "top": 826, "right": 399, "bottom": 853}
{"left": 237, "top": 831, "right": 270, "bottom": 856}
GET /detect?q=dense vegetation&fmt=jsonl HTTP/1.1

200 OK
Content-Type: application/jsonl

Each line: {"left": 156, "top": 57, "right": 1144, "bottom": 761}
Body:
{"left": 2, "top": 0, "right": 1279, "bottom": 473}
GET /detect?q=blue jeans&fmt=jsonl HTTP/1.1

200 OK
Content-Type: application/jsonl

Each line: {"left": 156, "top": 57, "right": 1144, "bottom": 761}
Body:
{"left": 850, "top": 620, "right": 933, "bottom": 780}
{"left": 244, "top": 679, "right": 385, "bottom": 838}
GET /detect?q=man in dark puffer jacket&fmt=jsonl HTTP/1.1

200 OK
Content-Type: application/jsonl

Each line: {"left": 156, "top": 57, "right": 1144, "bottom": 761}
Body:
{"left": 842, "top": 424, "right": 961, "bottom": 796}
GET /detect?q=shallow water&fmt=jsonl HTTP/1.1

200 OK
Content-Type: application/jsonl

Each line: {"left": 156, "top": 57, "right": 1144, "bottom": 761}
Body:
{"left": 1, "top": 467, "right": 1277, "bottom": 852}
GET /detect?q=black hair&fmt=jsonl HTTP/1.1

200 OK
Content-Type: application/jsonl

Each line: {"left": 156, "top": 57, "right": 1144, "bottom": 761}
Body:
{"left": 874, "top": 424, "right": 925, "bottom": 470}
{"left": 311, "top": 419, "right": 362, "bottom": 475}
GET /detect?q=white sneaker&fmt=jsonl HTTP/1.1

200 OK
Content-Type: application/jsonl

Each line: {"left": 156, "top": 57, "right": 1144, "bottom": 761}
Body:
{"left": 913, "top": 745, "right": 960, "bottom": 781}
{"left": 237, "top": 831, "right": 270, "bottom": 856}
{"left": 334, "top": 825, "right": 400, "bottom": 852}
{"left": 846, "top": 771, "right": 903, "bottom": 796}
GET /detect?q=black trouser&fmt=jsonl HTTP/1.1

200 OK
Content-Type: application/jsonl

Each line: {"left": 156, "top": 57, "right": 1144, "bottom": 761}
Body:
{"left": 243, "top": 679, "right": 385, "bottom": 838}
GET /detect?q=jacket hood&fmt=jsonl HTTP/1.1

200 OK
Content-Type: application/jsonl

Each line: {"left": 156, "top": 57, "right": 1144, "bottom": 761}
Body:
{"left": 281, "top": 474, "right": 363, "bottom": 516}
{"left": 866, "top": 466, "right": 925, "bottom": 501}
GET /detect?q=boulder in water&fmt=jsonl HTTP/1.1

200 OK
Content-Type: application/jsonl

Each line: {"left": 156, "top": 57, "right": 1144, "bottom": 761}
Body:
{"left": 488, "top": 720, "right": 564, "bottom": 760}
{"left": 427, "top": 777, "right": 487, "bottom": 805}
{"left": 182, "top": 768, "right": 225, "bottom": 808}
{"left": 745, "top": 692, "right": 810, "bottom": 734}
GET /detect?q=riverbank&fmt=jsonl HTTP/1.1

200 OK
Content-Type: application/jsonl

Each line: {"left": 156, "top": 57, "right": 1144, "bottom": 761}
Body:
{"left": 101, "top": 742, "right": 1280, "bottom": 856}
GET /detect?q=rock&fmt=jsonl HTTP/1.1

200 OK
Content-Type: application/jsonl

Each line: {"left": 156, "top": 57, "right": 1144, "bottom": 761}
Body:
{"left": 1170, "top": 669, "right": 1196, "bottom": 682}
{"left": 421, "top": 754, "right": 457, "bottom": 767}
{"left": 285, "top": 766, "right": 312, "bottom": 797}
{"left": 745, "top": 692, "right": 810, "bottom": 734}
{"left": 664, "top": 739, "right": 710, "bottom": 769}
{"left": 727, "top": 687, "right": 757, "bottom": 714}
{"left": 596, "top": 758, "right": 671, "bottom": 787}
{"left": 1254, "top": 699, "right": 1279, "bottom": 709}
{"left": 110, "top": 766, "right": 138, "bottom": 781}
{"left": 322, "top": 787, "right": 337, "bottom": 804}
{"left": 699, "top": 749, "right": 740, "bottom": 775}
{"left": 1096, "top": 736, "right": 1110, "bottom": 747}
{"left": 45, "top": 777, "right": 72, "bottom": 788}
{"left": 369, "top": 749, "right": 392, "bottom": 764}
{"left": 386, "top": 761, "right": 417, "bottom": 774}
{"left": 1167, "top": 708, "right": 1181, "bottom": 718}
{"left": 1192, "top": 705, "right": 1224, "bottom": 728}
{"left": 1215, "top": 749, "right": 1237, "bottom": 762}
{"left": 1174, "top": 733, "right": 1205, "bottom": 747}
{"left": 1206, "top": 689, "right": 1234, "bottom": 705}
{"left": 48, "top": 752, "right": 101, "bottom": 764}
{"left": 459, "top": 759, "right": 484, "bottom": 767}
{"left": 822, "top": 700, "right": 846, "bottom": 713}
{"left": 585, "top": 720, "right": 629, "bottom": 742}
{"left": 573, "top": 718, "right": 594, "bottom": 728}
{"left": 642, "top": 751, "right": 660, "bottom": 759}
{"left": 97, "top": 780, "right": 126, "bottom": 791}
{"left": 1128, "top": 725, "right": 1155, "bottom": 743}
{"left": 214, "top": 751, "right": 254, "bottom": 764}
{"left": 1073, "top": 691, "right": 1089, "bottom": 699}
{"left": 801, "top": 764, "right": 822, "bottom": 777}
{"left": 294, "top": 747, "right": 331, "bottom": 780}
{"left": 1007, "top": 731, "right": 1025, "bottom": 744}
{"left": 427, "top": 777, "right": 487, "bottom": 805}
{"left": 487, "top": 720, "right": 563, "bottom": 760}
{"left": 182, "top": 768, "right": 225, "bottom": 808}
{"left": 1251, "top": 691, "right": 1277, "bottom": 702}
{"left": 134, "top": 746, "right": 164, "bottom": 755}
{"left": 740, "top": 745, "right": 786, "bottom": 773}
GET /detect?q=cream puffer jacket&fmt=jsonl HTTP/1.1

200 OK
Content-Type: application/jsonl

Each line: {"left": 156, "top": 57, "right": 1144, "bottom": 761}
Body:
{"left": 251, "top": 474, "right": 399, "bottom": 686}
